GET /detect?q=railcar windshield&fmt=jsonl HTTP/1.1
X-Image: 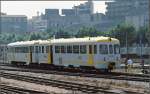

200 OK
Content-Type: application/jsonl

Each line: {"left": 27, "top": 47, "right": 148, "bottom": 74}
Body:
{"left": 114, "top": 44, "right": 120, "bottom": 54}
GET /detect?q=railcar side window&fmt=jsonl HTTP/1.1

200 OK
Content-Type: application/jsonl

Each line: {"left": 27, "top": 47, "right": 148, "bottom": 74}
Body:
{"left": 15, "top": 47, "right": 18, "bottom": 53}
{"left": 31, "top": 46, "right": 34, "bottom": 53}
{"left": 99, "top": 45, "right": 108, "bottom": 54}
{"left": 114, "top": 44, "right": 120, "bottom": 54}
{"left": 80, "top": 45, "right": 86, "bottom": 54}
{"left": 39, "top": 46, "right": 41, "bottom": 53}
{"left": 89, "top": 45, "right": 92, "bottom": 54}
{"left": 109, "top": 45, "right": 113, "bottom": 54}
{"left": 67, "top": 46, "right": 72, "bottom": 53}
{"left": 61, "top": 46, "right": 66, "bottom": 53}
{"left": 35, "top": 46, "right": 38, "bottom": 53}
{"left": 73, "top": 45, "right": 79, "bottom": 53}
{"left": 55, "top": 46, "right": 60, "bottom": 53}
{"left": 42, "top": 46, "right": 44, "bottom": 53}
{"left": 94, "top": 45, "right": 97, "bottom": 54}
{"left": 24, "top": 47, "right": 28, "bottom": 53}
{"left": 46, "top": 46, "right": 49, "bottom": 53}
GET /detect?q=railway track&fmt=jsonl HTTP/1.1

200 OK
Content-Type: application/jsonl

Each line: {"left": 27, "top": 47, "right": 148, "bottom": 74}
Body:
{"left": 0, "top": 84, "right": 48, "bottom": 94}
{"left": 0, "top": 72, "right": 145, "bottom": 94}
{"left": 0, "top": 65, "right": 150, "bottom": 82}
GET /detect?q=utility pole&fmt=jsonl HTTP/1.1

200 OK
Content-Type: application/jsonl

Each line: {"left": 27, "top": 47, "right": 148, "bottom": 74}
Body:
{"left": 126, "top": 31, "right": 128, "bottom": 58}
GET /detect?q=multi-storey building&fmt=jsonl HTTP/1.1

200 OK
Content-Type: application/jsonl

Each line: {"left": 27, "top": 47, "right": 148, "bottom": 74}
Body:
{"left": 73, "top": 0, "right": 94, "bottom": 15}
{"left": 62, "top": 9, "right": 76, "bottom": 16}
{"left": 44, "top": 0, "right": 98, "bottom": 32}
{"left": 45, "top": 9, "right": 60, "bottom": 19}
{"left": 1, "top": 15, "right": 27, "bottom": 33}
{"left": 28, "top": 16, "right": 47, "bottom": 32}
{"left": 105, "top": 0, "right": 149, "bottom": 30}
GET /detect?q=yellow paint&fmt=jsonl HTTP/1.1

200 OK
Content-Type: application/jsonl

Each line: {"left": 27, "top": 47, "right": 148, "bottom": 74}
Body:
{"left": 88, "top": 45, "right": 94, "bottom": 66}
{"left": 88, "top": 54, "right": 94, "bottom": 66}
{"left": 29, "top": 47, "right": 32, "bottom": 63}
{"left": 97, "top": 38, "right": 119, "bottom": 43}
{"left": 47, "top": 47, "right": 51, "bottom": 64}
{"left": 97, "top": 40, "right": 111, "bottom": 42}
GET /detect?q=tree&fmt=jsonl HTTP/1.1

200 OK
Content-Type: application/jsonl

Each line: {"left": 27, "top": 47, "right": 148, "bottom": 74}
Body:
{"left": 136, "top": 27, "right": 148, "bottom": 45}
{"left": 146, "top": 27, "right": 150, "bottom": 45}
{"left": 55, "top": 29, "right": 71, "bottom": 39}
{"left": 76, "top": 27, "right": 104, "bottom": 38}
{"left": 29, "top": 32, "right": 42, "bottom": 40}
{"left": 109, "top": 24, "right": 136, "bottom": 47}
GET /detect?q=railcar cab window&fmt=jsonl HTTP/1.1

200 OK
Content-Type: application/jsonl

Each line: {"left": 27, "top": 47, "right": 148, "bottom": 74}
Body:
{"left": 61, "top": 46, "right": 66, "bottom": 53}
{"left": 114, "top": 44, "right": 120, "bottom": 54}
{"left": 80, "top": 45, "right": 86, "bottom": 54}
{"left": 55, "top": 46, "right": 60, "bottom": 53}
{"left": 73, "top": 45, "right": 79, "bottom": 53}
{"left": 109, "top": 45, "right": 113, "bottom": 54}
{"left": 67, "top": 46, "right": 72, "bottom": 53}
{"left": 99, "top": 44, "right": 108, "bottom": 54}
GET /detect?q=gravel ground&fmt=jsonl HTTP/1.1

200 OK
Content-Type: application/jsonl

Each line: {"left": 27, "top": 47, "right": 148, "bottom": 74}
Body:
{"left": 0, "top": 77, "right": 79, "bottom": 94}
{"left": 1, "top": 70, "right": 149, "bottom": 94}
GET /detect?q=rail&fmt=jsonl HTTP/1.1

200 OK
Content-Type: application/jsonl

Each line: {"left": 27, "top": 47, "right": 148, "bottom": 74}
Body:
{"left": 0, "top": 84, "right": 48, "bottom": 94}
{"left": 0, "top": 66, "right": 149, "bottom": 82}
{"left": 0, "top": 72, "right": 144, "bottom": 94}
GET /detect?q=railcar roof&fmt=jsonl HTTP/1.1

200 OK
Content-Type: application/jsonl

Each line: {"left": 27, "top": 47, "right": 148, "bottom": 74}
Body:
{"left": 7, "top": 40, "right": 50, "bottom": 47}
{"left": 7, "top": 36, "right": 119, "bottom": 47}
{"left": 51, "top": 36, "right": 119, "bottom": 44}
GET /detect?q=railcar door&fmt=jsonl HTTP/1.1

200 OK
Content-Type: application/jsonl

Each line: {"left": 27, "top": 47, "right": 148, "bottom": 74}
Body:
{"left": 35, "top": 46, "right": 39, "bottom": 63}
{"left": 50, "top": 45, "right": 53, "bottom": 64}
{"left": 29, "top": 46, "right": 32, "bottom": 63}
{"left": 47, "top": 45, "right": 53, "bottom": 64}
{"left": 88, "top": 45, "right": 94, "bottom": 66}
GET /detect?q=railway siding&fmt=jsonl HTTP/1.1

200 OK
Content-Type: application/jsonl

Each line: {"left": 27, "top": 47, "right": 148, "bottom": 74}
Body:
{"left": 0, "top": 84, "right": 48, "bottom": 94}
{"left": 0, "top": 69, "right": 148, "bottom": 94}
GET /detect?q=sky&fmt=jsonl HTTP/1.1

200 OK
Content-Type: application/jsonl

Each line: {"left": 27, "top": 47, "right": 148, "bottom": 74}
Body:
{"left": 1, "top": 1, "right": 107, "bottom": 19}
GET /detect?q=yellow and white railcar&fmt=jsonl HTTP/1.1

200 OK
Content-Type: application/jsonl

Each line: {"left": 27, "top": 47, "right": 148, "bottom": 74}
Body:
{"left": 7, "top": 40, "right": 50, "bottom": 65}
{"left": 7, "top": 36, "right": 120, "bottom": 70}
{"left": 51, "top": 36, "right": 120, "bottom": 70}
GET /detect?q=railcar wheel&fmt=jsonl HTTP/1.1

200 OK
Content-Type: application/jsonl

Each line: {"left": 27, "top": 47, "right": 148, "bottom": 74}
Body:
{"left": 108, "top": 62, "right": 115, "bottom": 72}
